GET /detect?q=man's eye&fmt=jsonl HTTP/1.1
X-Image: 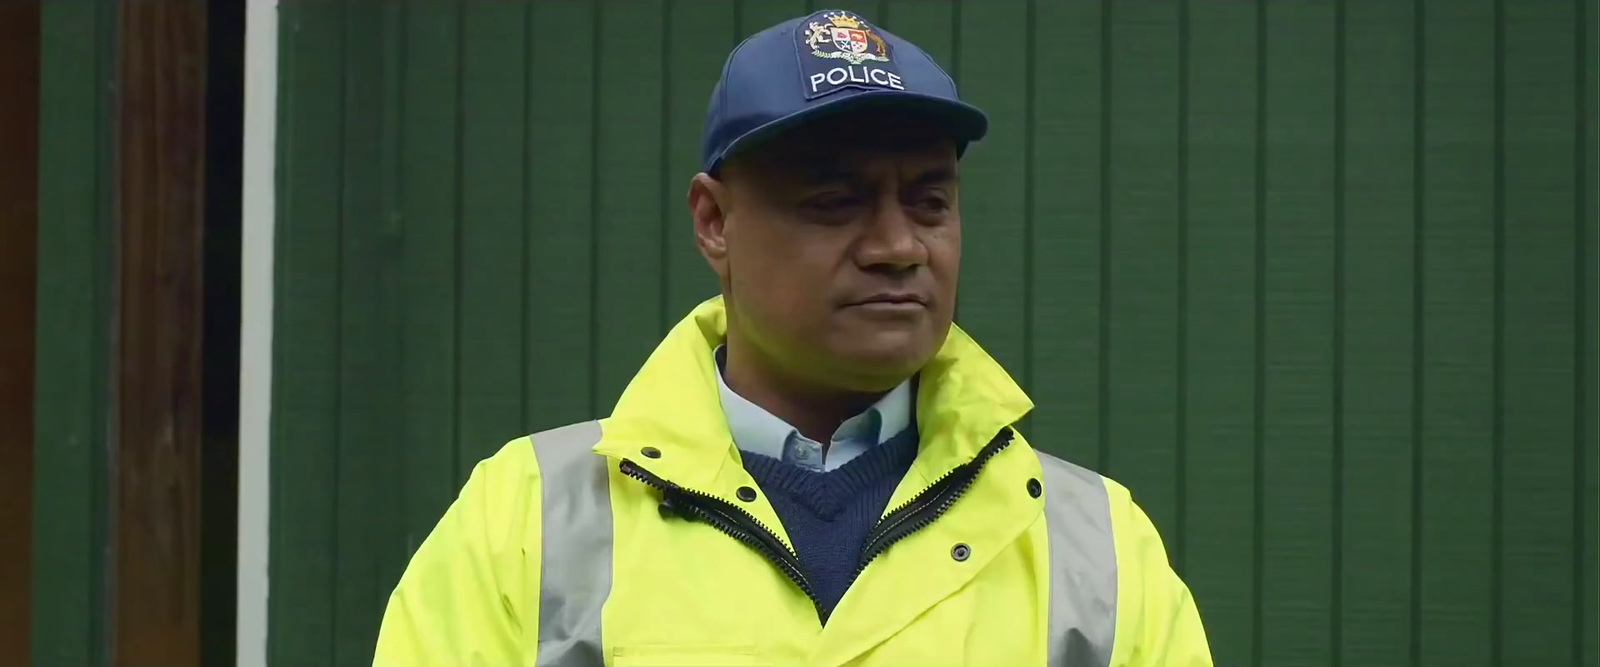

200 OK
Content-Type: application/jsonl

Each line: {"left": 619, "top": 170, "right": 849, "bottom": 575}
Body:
{"left": 911, "top": 191, "right": 951, "bottom": 214}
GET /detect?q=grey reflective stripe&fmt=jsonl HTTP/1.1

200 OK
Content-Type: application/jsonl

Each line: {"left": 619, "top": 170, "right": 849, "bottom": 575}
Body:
{"left": 1036, "top": 452, "right": 1117, "bottom": 667}
{"left": 531, "top": 420, "right": 612, "bottom": 667}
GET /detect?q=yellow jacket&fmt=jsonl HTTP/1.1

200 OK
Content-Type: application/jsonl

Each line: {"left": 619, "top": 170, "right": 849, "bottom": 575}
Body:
{"left": 375, "top": 297, "right": 1212, "bottom": 666}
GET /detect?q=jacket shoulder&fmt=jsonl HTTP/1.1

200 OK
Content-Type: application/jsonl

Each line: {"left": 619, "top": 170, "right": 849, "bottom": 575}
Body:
{"left": 525, "top": 420, "right": 604, "bottom": 460}
{"left": 1031, "top": 448, "right": 1117, "bottom": 505}
{"left": 473, "top": 419, "right": 605, "bottom": 481}
{"left": 1030, "top": 448, "right": 1151, "bottom": 512}
{"left": 1032, "top": 449, "right": 1105, "bottom": 486}
{"left": 518, "top": 420, "right": 612, "bottom": 523}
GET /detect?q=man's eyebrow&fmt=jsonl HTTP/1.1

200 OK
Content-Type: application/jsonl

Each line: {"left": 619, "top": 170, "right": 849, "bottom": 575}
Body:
{"left": 911, "top": 166, "right": 958, "bottom": 187}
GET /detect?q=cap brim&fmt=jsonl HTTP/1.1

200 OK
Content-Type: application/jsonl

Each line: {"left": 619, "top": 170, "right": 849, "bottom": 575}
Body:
{"left": 709, "top": 90, "right": 989, "bottom": 173}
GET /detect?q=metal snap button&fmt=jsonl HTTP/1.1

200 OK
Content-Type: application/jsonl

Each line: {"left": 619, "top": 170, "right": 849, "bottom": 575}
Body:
{"left": 951, "top": 543, "right": 971, "bottom": 562}
{"left": 641, "top": 447, "right": 661, "bottom": 459}
{"left": 1027, "top": 478, "right": 1042, "bottom": 498}
{"left": 736, "top": 486, "right": 758, "bottom": 502}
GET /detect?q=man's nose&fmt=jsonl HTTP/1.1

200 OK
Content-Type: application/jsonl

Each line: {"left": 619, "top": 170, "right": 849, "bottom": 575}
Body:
{"left": 854, "top": 197, "right": 926, "bottom": 272}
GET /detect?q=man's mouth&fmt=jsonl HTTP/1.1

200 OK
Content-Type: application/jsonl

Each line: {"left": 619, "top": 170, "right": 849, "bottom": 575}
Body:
{"left": 846, "top": 293, "right": 928, "bottom": 311}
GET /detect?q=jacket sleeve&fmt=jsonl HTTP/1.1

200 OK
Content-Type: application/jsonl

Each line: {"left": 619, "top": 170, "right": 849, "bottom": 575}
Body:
{"left": 1107, "top": 485, "right": 1214, "bottom": 667}
{"left": 374, "top": 446, "right": 538, "bottom": 666}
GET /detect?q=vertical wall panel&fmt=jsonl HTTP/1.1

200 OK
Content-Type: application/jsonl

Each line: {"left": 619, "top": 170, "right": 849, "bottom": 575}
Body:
{"left": 32, "top": 2, "right": 114, "bottom": 665}
{"left": 397, "top": 0, "right": 461, "bottom": 553}
{"left": 398, "top": 0, "right": 464, "bottom": 550}
{"left": 331, "top": 5, "right": 402, "bottom": 664}
{"left": 1338, "top": 0, "right": 1417, "bottom": 664}
{"left": 1104, "top": 0, "right": 1182, "bottom": 539}
{"left": 1181, "top": 2, "right": 1260, "bottom": 663}
{"left": 367, "top": 4, "right": 411, "bottom": 657}
{"left": 1260, "top": 2, "right": 1338, "bottom": 665}
{"left": 664, "top": 1, "right": 736, "bottom": 323}
{"left": 458, "top": 2, "right": 530, "bottom": 468}
{"left": 954, "top": 1, "right": 1029, "bottom": 386}
{"left": 1499, "top": 1, "right": 1582, "bottom": 663}
{"left": 740, "top": 0, "right": 807, "bottom": 38}
{"left": 881, "top": 0, "right": 952, "bottom": 70}
{"left": 268, "top": 3, "right": 343, "bottom": 665}
{"left": 1581, "top": 4, "right": 1596, "bottom": 664}
{"left": 523, "top": 0, "right": 596, "bottom": 431}
{"left": 1418, "top": 2, "right": 1498, "bottom": 665}
{"left": 1027, "top": 0, "right": 1105, "bottom": 470}
{"left": 595, "top": 1, "right": 667, "bottom": 411}
{"left": 267, "top": 2, "right": 1598, "bottom": 664}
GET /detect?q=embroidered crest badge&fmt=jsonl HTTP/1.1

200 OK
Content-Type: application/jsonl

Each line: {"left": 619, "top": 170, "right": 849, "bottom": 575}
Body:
{"left": 803, "top": 12, "right": 890, "bottom": 66}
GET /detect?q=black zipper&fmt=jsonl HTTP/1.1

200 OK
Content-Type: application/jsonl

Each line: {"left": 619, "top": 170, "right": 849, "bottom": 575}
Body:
{"left": 849, "top": 427, "right": 1015, "bottom": 583}
{"left": 619, "top": 426, "right": 1015, "bottom": 622}
{"left": 618, "top": 458, "right": 825, "bottom": 619}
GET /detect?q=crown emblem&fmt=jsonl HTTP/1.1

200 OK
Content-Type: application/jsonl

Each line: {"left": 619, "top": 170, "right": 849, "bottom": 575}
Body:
{"left": 826, "top": 12, "right": 863, "bottom": 29}
{"left": 800, "top": 10, "right": 890, "bottom": 66}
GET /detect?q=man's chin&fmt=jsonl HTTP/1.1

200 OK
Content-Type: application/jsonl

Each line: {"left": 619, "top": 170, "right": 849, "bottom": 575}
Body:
{"left": 823, "top": 340, "right": 933, "bottom": 388}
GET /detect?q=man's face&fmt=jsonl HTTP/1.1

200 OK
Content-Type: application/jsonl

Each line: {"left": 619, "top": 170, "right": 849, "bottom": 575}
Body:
{"left": 690, "top": 114, "right": 962, "bottom": 393}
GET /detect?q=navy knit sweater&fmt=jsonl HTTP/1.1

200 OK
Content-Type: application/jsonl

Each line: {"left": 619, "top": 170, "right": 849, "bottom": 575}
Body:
{"left": 739, "top": 426, "right": 921, "bottom": 618}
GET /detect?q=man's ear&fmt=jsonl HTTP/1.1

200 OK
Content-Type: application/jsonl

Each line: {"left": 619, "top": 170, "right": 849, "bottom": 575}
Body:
{"left": 688, "top": 172, "right": 730, "bottom": 277}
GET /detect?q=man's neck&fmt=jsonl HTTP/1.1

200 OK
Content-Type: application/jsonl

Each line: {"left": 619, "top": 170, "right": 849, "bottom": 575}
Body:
{"left": 722, "top": 341, "right": 885, "bottom": 445}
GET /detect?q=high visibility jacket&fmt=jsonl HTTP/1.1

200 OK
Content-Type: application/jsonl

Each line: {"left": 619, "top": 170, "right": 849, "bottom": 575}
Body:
{"left": 374, "top": 296, "right": 1213, "bottom": 667}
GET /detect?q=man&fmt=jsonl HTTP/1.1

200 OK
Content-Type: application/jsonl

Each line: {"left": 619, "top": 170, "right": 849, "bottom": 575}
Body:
{"left": 375, "top": 9, "right": 1211, "bottom": 667}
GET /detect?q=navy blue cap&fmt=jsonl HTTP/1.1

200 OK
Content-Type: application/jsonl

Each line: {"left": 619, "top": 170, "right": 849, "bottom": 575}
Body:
{"left": 701, "top": 9, "right": 989, "bottom": 173}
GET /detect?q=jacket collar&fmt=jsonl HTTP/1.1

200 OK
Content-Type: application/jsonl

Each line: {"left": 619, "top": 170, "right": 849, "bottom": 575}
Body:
{"left": 593, "top": 296, "right": 1033, "bottom": 490}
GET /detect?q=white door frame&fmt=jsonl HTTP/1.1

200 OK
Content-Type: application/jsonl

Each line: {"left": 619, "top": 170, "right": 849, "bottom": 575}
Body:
{"left": 237, "top": 1, "right": 277, "bottom": 665}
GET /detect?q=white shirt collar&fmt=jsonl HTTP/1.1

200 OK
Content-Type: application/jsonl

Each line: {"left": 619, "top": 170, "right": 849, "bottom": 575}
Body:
{"left": 712, "top": 344, "right": 914, "bottom": 472}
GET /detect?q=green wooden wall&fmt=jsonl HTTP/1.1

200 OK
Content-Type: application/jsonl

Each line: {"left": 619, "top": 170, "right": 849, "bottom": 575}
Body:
{"left": 32, "top": 2, "right": 116, "bottom": 665}
{"left": 270, "top": 1, "right": 1598, "bottom": 665}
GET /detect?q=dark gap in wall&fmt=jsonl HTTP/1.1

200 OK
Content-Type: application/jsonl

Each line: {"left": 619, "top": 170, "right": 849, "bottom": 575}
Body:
{"left": 201, "top": 0, "right": 245, "bottom": 665}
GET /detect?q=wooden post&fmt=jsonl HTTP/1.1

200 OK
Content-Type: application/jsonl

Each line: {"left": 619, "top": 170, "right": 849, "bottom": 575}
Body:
{"left": 110, "top": 1, "right": 238, "bottom": 664}
{"left": 0, "top": 2, "right": 41, "bottom": 663}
